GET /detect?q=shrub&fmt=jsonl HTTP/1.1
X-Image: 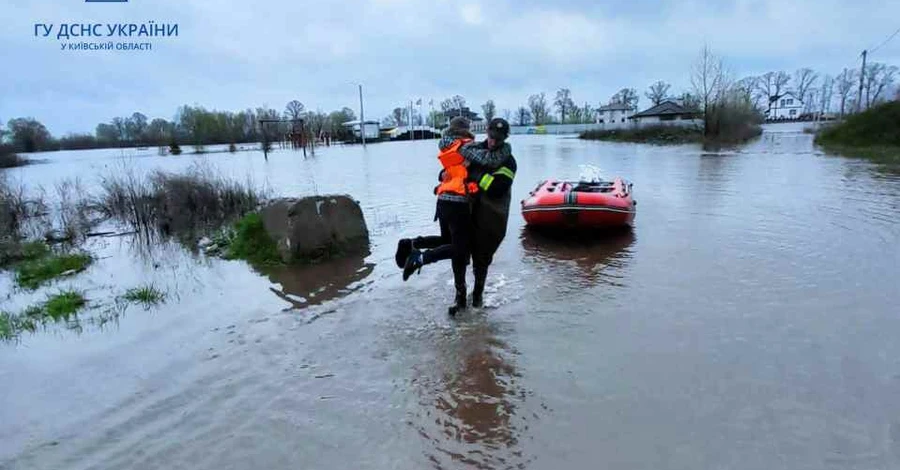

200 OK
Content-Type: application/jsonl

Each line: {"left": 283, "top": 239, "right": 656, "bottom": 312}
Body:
{"left": 98, "top": 165, "right": 265, "bottom": 238}
{"left": 223, "top": 212, "right": 282, "bottom": 266}
{"left": 815, "top": 101, "right": 900, "bottom": 148}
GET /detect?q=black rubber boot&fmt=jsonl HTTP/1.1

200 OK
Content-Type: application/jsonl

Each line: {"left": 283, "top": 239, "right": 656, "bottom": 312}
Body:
{"left": 395, "top": 239, "right": 412, "bottom": 268}
{"left": 449, "top": 286, "right": 467, "bottom": 316}
{"left": 448, "top": 263, "right": 467, "bottom": 316}
{"left": 402, "top": 249, "right": 423, "bottom": 281}
{"left": 472, "top": 266, "right": 488, "bottom": 308}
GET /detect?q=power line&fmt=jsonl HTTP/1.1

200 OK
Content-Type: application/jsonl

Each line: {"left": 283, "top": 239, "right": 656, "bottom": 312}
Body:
{"left": 869, "top": 25, "right": 900, "bottom": 54}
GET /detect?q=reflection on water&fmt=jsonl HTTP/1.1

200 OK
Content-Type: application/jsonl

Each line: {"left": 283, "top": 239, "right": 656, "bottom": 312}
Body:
{"left": 261, "top": 254, "right": 375, "bottom": 309}
{"left": 4, "top": 131, "right": 900, "bottom": 469}
{"left": 520, "top": 227, "right": 635, "bottom": 288}
{"left": 412, "top": 322, "right": 529, "bottom": 469}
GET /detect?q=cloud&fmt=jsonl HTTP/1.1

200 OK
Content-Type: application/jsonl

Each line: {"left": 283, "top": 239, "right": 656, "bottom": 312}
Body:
{"left": 460, "top": 4, "right": 484, "bottom": 25}
{"left": 1, "top": 0, "right": 898, "bottom": 134}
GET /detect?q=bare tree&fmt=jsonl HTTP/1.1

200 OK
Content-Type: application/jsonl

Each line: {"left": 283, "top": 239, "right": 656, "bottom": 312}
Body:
{"left": 450, "top": 95, "right": 467, "bottom": 112}
{"left": 611, "top": 88, "right": 639, "bottom": 109}
{"left": 794, "top": 68, "right": 819, "bottom": 113}
{"left": 284, "top": 100, "right": 305, "bottom": 121}
{"left": 755, "top": 71, "right": 791, "bottom": 116}
{"left": 645, "top": 81, "right": 671, "bottom": 106}
{"left": 554, "top": 88, "right": 574, "bottom": 123}
{"left": 582, "top": 102, "right": 594, "bottom": 123}
{"left": 481, "top": 100, "right": 496, "bottom": 122}
{"left": 691, "top": 45, "right": 726, "bottom": 132}
{"left": 391, "top": 107, "right": 405, "bottom": 126}
{"left": 527, "top": 93, "right": 550, "bottom": 125}
{"left": 501, "top": 108, "right": 512, "bottom": 122}
{"left": 864, "top": 63, "right": 898, "bottom": 108}
{"left": 835, "top": 68, "right": 856, "bottom": 118}
{"left": 736, "top": 76, "right": 764, "bottom": 111}
{"left": 516, "top": 106, "right": 532, "bottom": 126}
{"left": 817, "top": 75, "right": 834, "bottom": 118}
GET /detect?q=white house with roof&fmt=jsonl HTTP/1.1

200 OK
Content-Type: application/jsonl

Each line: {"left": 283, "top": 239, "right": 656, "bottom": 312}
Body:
{"left": 767, "top": 91, "right": 804, "bottom": 120}
{"left": 630, "top": 100, "right": 701, "bottom": 127}
{"left": 596, "top": 102, "right": 636, "bottom": 125}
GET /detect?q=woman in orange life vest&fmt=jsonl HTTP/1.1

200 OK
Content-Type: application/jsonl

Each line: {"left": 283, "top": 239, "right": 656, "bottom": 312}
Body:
{"left": 396, "top": 116, "right": 511, "bottom": 314}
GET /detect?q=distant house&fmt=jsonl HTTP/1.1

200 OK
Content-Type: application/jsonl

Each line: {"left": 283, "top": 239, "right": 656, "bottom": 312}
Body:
{"left": 596, "top": 103, "right": 635, "bottom": 124}
{"left": 767, "top": 91, "right": 804, "bottom": 120}
{"left": 342, "top": 120, "right": 381, "bottom": 141}
{"left": 630, "top": 100, "right": 700, "bottom": 125}
{"left": 440, "top": 107, "right": 484, "bottom": 131}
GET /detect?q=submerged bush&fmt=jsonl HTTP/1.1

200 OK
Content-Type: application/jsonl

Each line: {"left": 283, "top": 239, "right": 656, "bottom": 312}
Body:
{"left": 0, "top": 152, "right": 28, "bottom": 169}
{"left": 99, "top": 165, "right": 266, "bottom": 239}
{"left": 580, "top": 125, "right": 703, "bottom": 144}
{"left": 704, "top": 93, "right": 764, "bottom": 145}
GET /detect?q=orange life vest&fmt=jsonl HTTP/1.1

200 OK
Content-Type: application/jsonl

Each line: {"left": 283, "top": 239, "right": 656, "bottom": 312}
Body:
{"left": 436, "top": 139, "right": 479, "bottom": 197}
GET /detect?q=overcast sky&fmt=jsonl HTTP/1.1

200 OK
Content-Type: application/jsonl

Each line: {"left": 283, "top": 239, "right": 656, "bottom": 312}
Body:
{"left": 2, "top": 0, "right": 899, "bottom": 135}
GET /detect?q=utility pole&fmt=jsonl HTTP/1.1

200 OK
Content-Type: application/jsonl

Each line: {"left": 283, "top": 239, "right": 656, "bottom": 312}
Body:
{"left": 856, "top": 50, "right": 867, "bottom": 113}
{"left": 358, "top": 84, "right": 366, "bottom": 148}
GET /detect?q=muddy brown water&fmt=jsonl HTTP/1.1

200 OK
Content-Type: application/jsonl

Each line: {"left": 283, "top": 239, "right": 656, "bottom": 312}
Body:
{"left": 2, "top": 124, "right": 900, "bottom": 469}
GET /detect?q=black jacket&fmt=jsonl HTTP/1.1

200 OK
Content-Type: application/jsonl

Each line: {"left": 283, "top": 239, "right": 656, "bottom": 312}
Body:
{"left": 468, "top": 152, "right": 517, "bottom": 266}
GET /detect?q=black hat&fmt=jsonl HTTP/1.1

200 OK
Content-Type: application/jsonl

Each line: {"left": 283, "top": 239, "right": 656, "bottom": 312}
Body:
{"left": 487, "top": 118, "right": 510, "bottom": 140}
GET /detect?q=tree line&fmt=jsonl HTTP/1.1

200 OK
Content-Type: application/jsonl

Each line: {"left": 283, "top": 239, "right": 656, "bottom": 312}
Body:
{"left": 403, "top": 57, "right": 896, "bottom": 129}
{"left": 1, "top": 101, "right": 359, "bottom": 154}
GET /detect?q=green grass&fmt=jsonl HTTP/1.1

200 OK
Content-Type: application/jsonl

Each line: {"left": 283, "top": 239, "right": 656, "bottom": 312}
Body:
{"left": 14, "top": 252, "right": 92, "bottom": 290}
{"left": 0, "top": 292, "right": 88, "bottom": 341}
{"left": 43, "top": 290, "right": 87, "bottom": 320}
{"left": 0, "top": 241, "right": 51, "bottom": 268}
{"left": 0, "top": 312, "right": 13, "bottom": 341}
{"left": 1, "top": 311, "right": 40, "bottom": 341}
{"left": 815, "top": 102, "right": 900, "bottom": 164}
{"left": 817, "top": 144, "right": 900, "bottom": 164}
{"left": 123, "top": 285, "right": 166, "bottom": 307}
{"left": 223, "top": 212, "right": 283, "bottom": 266}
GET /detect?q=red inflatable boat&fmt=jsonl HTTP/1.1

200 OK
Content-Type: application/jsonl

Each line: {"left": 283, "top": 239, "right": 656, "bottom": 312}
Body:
{"left": 521, "top": 178, "right": 636, "bottom": 229}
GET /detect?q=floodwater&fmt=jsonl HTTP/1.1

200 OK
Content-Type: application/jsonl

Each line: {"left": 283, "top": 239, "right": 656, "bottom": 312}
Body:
{"left": 2, "top": 124, "right": 900, "bottom": 469}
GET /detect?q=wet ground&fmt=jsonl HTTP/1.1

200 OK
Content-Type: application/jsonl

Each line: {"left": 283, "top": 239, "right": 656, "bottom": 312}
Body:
{"left": 2, "top": 124, "right": 900, "bottom": 469}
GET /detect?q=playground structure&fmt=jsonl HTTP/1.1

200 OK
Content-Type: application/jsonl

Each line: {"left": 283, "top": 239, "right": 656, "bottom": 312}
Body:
{"left": 258, "top": 118, "right": 333, "bottom": 159}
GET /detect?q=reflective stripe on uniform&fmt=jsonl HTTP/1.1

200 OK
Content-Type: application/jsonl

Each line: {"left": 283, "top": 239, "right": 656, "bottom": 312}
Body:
{"left": 479, "top": 173, "right": 495, "bottom": 191}
{"left": 494, "top": 166, "right": 515, "bottom": 180}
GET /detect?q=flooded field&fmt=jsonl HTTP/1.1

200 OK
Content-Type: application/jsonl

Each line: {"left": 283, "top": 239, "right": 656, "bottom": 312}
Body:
{"left": 2, "top": 125, "right": 900, "bottom": 469}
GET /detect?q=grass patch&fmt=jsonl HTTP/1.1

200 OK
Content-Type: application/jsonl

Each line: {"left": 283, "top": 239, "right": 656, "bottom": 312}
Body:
{"left": 580, "top": 125, "right": 704, "bottom": 145}
{"left": 1, "top": 240, "right": 50, "bottom": 268}
{"left": 221, "top": 212, "right": 283, "bottom": 266}
{"left": 15, "top": 251, "right": 92, "bottom": 290}
{"left": 817, "top": 144, "right": 900, "bottom": 164}
{"left": 0, "top": 312, "right": 13, "bottom": 341}
{"left": 123, "top": 285, "right": 166, "bottom": 307}
{"left": 0, "top": 291, "right": 87, "bottom": 341}
{"left": 815, "top": 102, "right": 900, "bottom": 164}
{"left": 43, "top": 290, "right": 86, "bottom": 320}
